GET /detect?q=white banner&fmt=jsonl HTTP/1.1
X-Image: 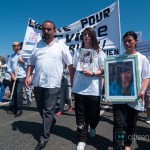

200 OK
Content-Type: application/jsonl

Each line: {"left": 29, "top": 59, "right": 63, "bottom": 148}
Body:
{"left": 136, "top": 31, "right": 143, "bottom": 42}
{"left": 137, "top": 40, "right": 150, "bottom": 56}
{"left": 22, "top": 1, "right": 120, "bottom": 58}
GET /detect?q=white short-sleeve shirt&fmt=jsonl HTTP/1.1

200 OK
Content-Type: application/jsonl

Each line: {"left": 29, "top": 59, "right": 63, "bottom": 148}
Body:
{"left": 28, "top": 39, "right": 72, "bottom": 88}
{"left": 72, "top": 48, "right": 106, "bottom": 96}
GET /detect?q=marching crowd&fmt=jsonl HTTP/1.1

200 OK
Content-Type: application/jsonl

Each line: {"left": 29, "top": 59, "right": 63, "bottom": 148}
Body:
{"left": 0, "top": 20, "right": 150, "bottom": 150}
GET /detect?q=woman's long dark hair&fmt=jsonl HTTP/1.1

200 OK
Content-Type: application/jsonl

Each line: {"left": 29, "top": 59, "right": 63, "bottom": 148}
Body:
{"left": 116, "top": 61, "right": 133, "bottom": 95}
{"left": 81, "top": 27, "right": 100, "bottom": 52}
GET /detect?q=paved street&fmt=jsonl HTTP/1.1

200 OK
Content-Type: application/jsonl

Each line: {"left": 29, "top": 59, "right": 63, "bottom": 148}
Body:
{"left": 0, "top": 93, "right": 150, "bottom": 150}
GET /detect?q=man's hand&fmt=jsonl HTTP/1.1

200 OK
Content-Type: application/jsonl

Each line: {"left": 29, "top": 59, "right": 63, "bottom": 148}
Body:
{"left": 25, "top": 76, "right": 32, "bottom": 88}
{"left": 11, "top": 74, "right": 16, "bottom": 81}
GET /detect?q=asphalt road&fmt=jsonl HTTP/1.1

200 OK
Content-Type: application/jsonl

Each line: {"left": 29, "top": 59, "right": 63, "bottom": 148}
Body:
{"left": 0, "top": 94, "right": 150, "bottom": 150}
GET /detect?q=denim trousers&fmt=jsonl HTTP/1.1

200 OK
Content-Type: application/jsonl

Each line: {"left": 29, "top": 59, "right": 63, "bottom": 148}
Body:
{"left": 74, "top": 93, "right": 100, "bottom": 143}
{"left": 0, "top": 80, "right": 12, "bottom": 102}
{"left": 59, "top": 85, "right": 72, "bottom": 112}
{"left": 24, "top": 85, "right": 32, "bottom": 103}
{"left": 13, "top": 78, "right": 25, "bottom": 111}
{"left": 113, "top": 104, "right": 139, "bottom": 150}
{"left": 34, "top": 86, "right": 60, "bottom": 141}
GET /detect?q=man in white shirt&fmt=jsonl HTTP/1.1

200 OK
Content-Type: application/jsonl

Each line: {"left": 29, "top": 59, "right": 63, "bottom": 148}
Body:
{"left": 25, "top": 20, "right": 73, "bottom": 150}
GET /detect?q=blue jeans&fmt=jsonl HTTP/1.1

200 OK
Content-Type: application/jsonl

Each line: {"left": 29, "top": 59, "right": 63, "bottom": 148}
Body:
{"left": 34, "top": 86, "right": 60, "bottom": 141}
{"left": 0, "top": 79, "right": 12, "bottom": 102}
{"left": 24, "top": 85, "right": 32, "bottom": 103}
{"left": 59, "top": 85, "right": 72, "bottom": 112}
{"left": 13, "top": 78, "right": 25, "bottom": 111}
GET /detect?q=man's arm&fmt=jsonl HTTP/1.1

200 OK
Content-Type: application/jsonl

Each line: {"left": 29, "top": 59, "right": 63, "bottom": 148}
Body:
{"left": 25, "top": 65, "right": 35, "bottom": 88}
{"left": 68, "top": 64, "right": 75, "bottom": 87}
{"left": 7, "top": 56, "right": 16, "bottom": 81}
{"left": 138, "top": 78, "right": 150, "bottom": 101}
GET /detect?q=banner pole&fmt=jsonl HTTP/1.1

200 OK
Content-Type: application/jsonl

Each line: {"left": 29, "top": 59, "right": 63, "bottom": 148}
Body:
{"left": 117, "top": 0, "right": 122, "bottom": 54}
{"left": 9, "top": 63, "right": 19, "bottom": 100}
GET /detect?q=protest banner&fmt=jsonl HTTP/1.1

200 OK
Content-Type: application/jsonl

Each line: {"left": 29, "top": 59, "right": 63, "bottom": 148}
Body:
{"left": 22, "top": 1, "right": 121, "bottom": 58}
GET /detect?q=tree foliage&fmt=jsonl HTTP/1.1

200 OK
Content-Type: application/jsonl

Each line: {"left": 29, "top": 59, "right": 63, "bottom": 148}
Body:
{"left": 0, "top": 55, "right": 6, "bottom": 64}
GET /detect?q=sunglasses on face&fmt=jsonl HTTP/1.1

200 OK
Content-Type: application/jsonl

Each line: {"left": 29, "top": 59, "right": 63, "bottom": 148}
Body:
{"left": 12, "top": 45, "right": 20, "bottom": 47}
{"left": 42, "top": 27, "right": 52, "bottom": 31}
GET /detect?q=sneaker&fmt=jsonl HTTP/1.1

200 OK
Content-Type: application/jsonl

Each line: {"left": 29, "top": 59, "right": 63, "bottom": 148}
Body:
{"left": 77, "top": 142, "right": 86, "bottom": 150}
{"left": 56, "top": 111, "right": 63, "bottom": 116}
{"left": 89, "top": 128, "right": 96, "bottom": 137}
{"left": 146, "top": 118, "right": 150, "bottom": 124}
{"left": 68, "top": 107, "right": 72, "bottom": 112}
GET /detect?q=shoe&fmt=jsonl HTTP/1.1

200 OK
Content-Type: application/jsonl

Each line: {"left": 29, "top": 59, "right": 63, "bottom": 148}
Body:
{"left": 89, "top": 128, "right": 96, "bottom": 137}
{"left": 23, "top": 97, "right": 27, "bottom": 101}
{"left": 35, "top": 138, "right": 48, "bottom": 150}
{"left": 14, "top": 110, "right": 23, "bottom": 117}
{"left": 146, "top": 118, "right": 150, "bottom": 124}
{"left": 102, "top": 95, "right": 105, "bottom": 101}
{"left": 7, "top": 109, "right": 17, "bottom": 114}
{"left": 26, "top": 102, "right": 32, "bottom": 107}
{"left": 77, "top": 142, "right": 86, "bottom": 150}
{"left": 56, "top": 111, "right": 63, "bottom": 116}
{"left": 68, "top": 107, "right": 72, "bottom": 112}
{"left": 50, "top": 118, "right": 56, "bottom": 133}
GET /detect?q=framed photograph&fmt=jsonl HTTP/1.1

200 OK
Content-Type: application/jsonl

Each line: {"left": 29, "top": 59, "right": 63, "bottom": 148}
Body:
{"left": 76, "top": 48, "right": 97, "bottom": 72}
{"left": 104, "top": 55, "right": 140, "bottom": 102}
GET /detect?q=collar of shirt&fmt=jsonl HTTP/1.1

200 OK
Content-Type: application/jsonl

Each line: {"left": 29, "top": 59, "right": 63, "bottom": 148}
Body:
{"left": 42, "top": 38, "right": 59, "bottom": 47}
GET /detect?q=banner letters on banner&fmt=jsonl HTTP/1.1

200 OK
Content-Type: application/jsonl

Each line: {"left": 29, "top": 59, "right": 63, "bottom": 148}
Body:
{"left": 80, "top": 7, "right": 110, "bottom": 28}
{"left": 104, "top": 49, "right": 119, "bottom": 56}
{"left": 22, "top": 1, "right": 121, "bottom": 58}
{"left": 28, "top": 18, "right": 42, "bottom": 30}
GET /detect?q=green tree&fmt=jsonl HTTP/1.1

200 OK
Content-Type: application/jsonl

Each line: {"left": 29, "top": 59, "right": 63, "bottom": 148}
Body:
{"left": 0, "top": 55, "right": 6, "bottom": 64}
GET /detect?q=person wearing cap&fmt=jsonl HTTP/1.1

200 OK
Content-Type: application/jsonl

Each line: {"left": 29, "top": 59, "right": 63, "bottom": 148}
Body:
{"left": 112, "top": 31, "right": 150, "bottom": 150}
{"left": 110, "top": 61, "right": 134, "bottom": 96}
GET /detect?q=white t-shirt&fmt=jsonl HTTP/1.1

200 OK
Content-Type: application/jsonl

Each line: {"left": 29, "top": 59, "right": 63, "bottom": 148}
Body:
{"left": 28, "top": 39, "right": 72, "bottom": 88}
{"left": 72, "top": 48, "right": 106, "bottom": 96}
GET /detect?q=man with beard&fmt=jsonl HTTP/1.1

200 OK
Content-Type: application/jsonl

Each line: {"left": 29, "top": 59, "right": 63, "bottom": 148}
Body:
{"left": 25, "top": 20, "right": 73, "bottom": 150}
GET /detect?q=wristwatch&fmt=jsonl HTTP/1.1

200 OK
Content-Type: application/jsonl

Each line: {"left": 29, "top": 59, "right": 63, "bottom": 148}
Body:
{"left": 91, "top": 72, "right": 95, "bottom": 77}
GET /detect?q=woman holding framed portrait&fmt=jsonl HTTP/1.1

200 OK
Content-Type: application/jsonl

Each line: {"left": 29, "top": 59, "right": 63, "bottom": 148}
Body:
{"left": 113, "top": 31, "right": 150, "bottom": 150}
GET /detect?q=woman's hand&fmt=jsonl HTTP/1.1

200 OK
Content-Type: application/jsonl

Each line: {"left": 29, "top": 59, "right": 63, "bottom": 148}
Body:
{"left": 138, "top": 90, "right": 146, "bottom": 102}
{"left": 82, "top": 69, "right": 93, "bottom": 76}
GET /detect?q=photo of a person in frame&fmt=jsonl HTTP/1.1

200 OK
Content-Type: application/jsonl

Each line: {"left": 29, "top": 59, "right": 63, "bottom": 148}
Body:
{"left": 81, "top": 51, "right": 92, "bottom": 69}
{"left": 109, "top": 61, "right": 135, "bottom": 96}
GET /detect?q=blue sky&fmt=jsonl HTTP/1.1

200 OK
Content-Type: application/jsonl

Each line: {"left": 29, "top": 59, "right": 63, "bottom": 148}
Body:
{"left": 0, "top": 0, "right": 149, "bottom": 58}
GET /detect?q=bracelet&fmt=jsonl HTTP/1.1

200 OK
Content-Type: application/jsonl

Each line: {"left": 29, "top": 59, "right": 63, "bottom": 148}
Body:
{"left": 91, "top": 72, "right": 95, "bottom": 77}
